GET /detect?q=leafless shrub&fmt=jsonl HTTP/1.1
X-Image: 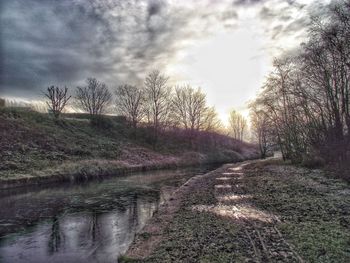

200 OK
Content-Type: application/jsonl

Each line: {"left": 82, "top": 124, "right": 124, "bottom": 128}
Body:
{"left": 75, "top": 78, "right": 112, "bottom": 116}
{"left": 228, "top": 110, "right": 247, "bottom": 141}
{"left": 144, "top": 70, "right": 172, "bottom": 145}
{"left": 43, "top": 86, "right": 71, "bottom": 118}
{"left": 115, "top": 84, "right": 144, "bottom": 128}
{"left": 0, "top": 98, "right": 5, "bottom": 108}
{"left": 249, "top": 103, "right": 273, "bottom": 158}
{"left": 171, "top": 85, "right": 222, "bottom": 147}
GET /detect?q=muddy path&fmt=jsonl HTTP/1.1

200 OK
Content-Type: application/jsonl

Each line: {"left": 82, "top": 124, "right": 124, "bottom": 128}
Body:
{"left": 205, "top": 162, "right": 304, "bottom": 262}
{"left": 123, "top": 158, "right": 350, "bottom": 262}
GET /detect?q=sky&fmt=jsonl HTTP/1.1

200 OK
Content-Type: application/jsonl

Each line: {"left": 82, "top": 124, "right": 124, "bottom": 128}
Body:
{"left": 0, "top": 0, "right": 330, "bottom": 123}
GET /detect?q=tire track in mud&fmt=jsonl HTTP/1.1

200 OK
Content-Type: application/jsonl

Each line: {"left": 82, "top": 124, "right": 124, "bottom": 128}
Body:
{"left": 125, "top": 160, "right": 305, "bottom": 262}
{"left": 125, "top": 166, "right": 230, "bottom": 260}
{"left": 214, "top": 162, "right": 304, "bottom": 263}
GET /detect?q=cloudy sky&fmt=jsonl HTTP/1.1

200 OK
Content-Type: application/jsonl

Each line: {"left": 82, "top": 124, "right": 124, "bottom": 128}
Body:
{"left": 0, "top": 0, "right": 329, "bottom": 122}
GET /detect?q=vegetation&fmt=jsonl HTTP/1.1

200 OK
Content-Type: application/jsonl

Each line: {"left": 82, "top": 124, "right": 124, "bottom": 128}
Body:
{"left": 0, "top": 107, "right": 258, "bottom": 187}
{"left": 250, "top": 0, "right": 350, "bottom": 174}
{"left": 0, "top": 98, "right": 5, "bottom": 108}
{"left": 44, "top": 85, "right": 71, "bottom": 118}
{"left": 2, "top": 1, "right": 350, "bottom": 262}
{"left": 115, "top": 84, "right": 144, "bottom": 129}
{"left": 8, "top": 69, "right": 231, "bottom": 149}
{"left": 75, "top": 78, "right": 112, "bottom": 116}
{"left": 228, "top": 110, "right": 247, "bottom": 141}
{"left": 123, "top": 159, "right": 350, "bottom": 263}
{"left": 143, "top": 70, "right": 172, "bottom": 146}
{"left": 243, "top": 161, "right": 350, "bottom": 262}
{"left": 0, "top": 66, "right": 260, "bottom": 188}
{"left": 250, "top": 104, "right": 272, "bottom": 158}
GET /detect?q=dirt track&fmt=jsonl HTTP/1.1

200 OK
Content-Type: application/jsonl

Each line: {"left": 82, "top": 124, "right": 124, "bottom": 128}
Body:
{"left": 123, "top": 159, "right": 350, "bottom": 262}
{"left": 206, "top": 162, "right": 304, "bottom": 262}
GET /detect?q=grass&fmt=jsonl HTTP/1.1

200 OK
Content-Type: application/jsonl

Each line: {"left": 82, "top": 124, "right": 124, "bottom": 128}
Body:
{"left": 123, "top": 172, "right": 251, "bottom": 262}
{"left": 123, "top": 165, "right": 258, "bottom": 263}
{"left": 242, "top": 162, "right": 350, "bottom": 262}
{"left": 122, "top": 160, "right": 350, "bottom": 262}
{"left": 0, "top": 107, "right": 258, "bottom": 187}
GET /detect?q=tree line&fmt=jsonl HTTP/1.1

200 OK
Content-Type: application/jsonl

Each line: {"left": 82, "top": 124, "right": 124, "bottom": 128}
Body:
{"left": 250, "top": 0, "right": 350, "bottom": 164}
{"left": 44, "top": 70, "right": 250, "bottom": 147}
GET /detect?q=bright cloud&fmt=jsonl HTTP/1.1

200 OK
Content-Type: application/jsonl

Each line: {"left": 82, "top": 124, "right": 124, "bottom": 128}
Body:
{"left": 0, "top": 0, "right": 329, "bottom": 123}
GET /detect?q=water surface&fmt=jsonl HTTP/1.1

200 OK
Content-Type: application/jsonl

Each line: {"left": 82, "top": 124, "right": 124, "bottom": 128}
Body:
{"left": 0, "top": 165, "right": 218, "bottom": 263}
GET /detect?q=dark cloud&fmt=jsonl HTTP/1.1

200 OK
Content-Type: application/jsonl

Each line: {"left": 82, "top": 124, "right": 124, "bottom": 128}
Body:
{"left": 283, "top": 17, "right": 309, "bottom": 34}
{"left": 259, "top": 6, "right": 275, "bottom": 20}
{"left": 0, "top": 0, "right": 314, "bottom": 99}
{"left": 258, "top": 1, "right": 312, "bottom": 42}
{"left": 1, "top": 0, "right": 241, "bottom": 98}
{"left": 0, "top": 0, "right": 194, "bottom": 97}
{"left": 233, "top": 0, "right": 264, "bottom": 6}
{"left": 259, "top": 5, "right": 295, "bottom": 23}
{"left": 271, "top": 25, "right": 284, "bottom": 39}
{"left": 221, "top": 10, "right": 239, "bottom": 21}
{"left": 147, "top": 0, "right": 163, "bottom": 17}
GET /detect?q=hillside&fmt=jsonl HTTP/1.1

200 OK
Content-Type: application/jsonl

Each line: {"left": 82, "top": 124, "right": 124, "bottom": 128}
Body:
{"left": 0, "top": 107, "right": 259, "bottom": 188}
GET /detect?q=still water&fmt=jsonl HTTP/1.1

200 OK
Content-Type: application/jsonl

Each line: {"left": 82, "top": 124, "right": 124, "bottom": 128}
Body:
{"left": 0, "top": 165, "right": 218, "bottom": 263}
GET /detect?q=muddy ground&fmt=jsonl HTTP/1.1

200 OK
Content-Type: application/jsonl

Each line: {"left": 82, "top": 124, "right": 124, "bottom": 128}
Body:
{"left": 122, "top": 159, "right": 350, "bottom": 263}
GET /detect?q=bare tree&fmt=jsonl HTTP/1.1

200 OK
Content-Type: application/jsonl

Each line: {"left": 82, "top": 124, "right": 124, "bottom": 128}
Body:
{"left": 172, "top": 85, "right": 207, "bottom": 128}
{"left": 0, "top": 98, "right": 5, "bottom": 108}
{"left": 249, "top": 103, "right": 272, "bottom": 158}
{"left": 44, "top": 86, "right": 71, "bottom": 118}
{"left": 115, "top": 84, "right": 144, "bottom": 128}
{"left": 249, "top": 0, "right": 350, "bottom": 164}
{"left": 75, "top": 78, "right": 112, "bottom": 116}
{"left": 172, "top": 85, "right": 214, "bottom": 146}
{"left": 228, "top": 110, "right": 247, "bottom": 141}
{"left": 201, "top": 106, "right": 222, "bottom": 132}
{"left": 144, "top": 70, "right": 172, "bottom": 145}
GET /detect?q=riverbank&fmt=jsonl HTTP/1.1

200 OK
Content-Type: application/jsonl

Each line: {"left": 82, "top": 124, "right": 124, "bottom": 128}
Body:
{"left": 0, "top": 156, "right": 246, "bottom": 189}
{"left": 121, "top": 158, "right": 350, "bottom": 262}
{"left": 0, "top": 107, "right": 259, "bottom": 189}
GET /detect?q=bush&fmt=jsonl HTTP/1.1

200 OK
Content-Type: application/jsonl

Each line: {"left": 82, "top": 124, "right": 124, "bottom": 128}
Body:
{"left": 0, "top": 98, "right": 5, "bottom": 108}
{"left": 90, "top": 115, "right": 114, "bottom": 130}
{"left": 113, "top": 115, "right": 128, "bottom": 124}
{"left": 301, "top": 154, "right": 325, "bottom": 169}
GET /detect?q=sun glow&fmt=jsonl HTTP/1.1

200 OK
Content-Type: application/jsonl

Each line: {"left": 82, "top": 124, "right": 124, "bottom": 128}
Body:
{"left": 167, "top": 23, "right": 271, "bottom": 126}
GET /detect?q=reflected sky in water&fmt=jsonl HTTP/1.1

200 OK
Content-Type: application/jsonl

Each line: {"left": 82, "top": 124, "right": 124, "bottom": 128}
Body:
{"left": 0, "top": 165, "right": 217, "bottom": 263}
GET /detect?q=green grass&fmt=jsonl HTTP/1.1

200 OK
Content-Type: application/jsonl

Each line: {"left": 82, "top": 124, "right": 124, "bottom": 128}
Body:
{"left": 0, "top": 107, "right": 258, "bottom": 184}
{"left": 243, "top": 163, "right": 350, "bottom": 263}
{"left": 0, "top": 108, "right": 124, "bottom": 175}
{"left": 123, "top": 161, "right": 350, "bottom": 262}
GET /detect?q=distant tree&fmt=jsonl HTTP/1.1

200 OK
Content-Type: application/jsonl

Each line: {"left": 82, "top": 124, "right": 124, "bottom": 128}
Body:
{"left": 172, "top": 85, "right": 207, "bottom": 129}
{"left": 172, "top": 85, "right": 210, "bottom": 146}
{"left": 115, "top": 84, "right": 144, "bottom": 128}
{"left": 75, "top": 78, "right": 112, "bottom": 116}
{"left": 43, "top": 86, "right": 71, "bottom": 118}
{"left": 201, "top": 106, "right": 222, "bottom": 132}
{"left": 172, "top": 85, "right": 222, "bottom": 131}
{"left": 0, "top": 98, "right": 5, "bottom": 108}
{"left": 228, "top": 110, "right": 247, "bottom": 141}
{"left": 249, "top": 103, "right": 272, "bottom": 158}
{"left": 144, "top": 70, "right": 172, "bottom": 145}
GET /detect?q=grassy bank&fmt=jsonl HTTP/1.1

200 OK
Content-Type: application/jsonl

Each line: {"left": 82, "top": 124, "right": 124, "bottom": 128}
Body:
{"left": 122, "top": 159, "right": 350, "bottom": 262}
{"left": 0, "top": 107, "right": 259, "bottom": 188}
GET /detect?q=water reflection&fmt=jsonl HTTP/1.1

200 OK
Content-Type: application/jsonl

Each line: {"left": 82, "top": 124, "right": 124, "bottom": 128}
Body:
{"left": 0, "top": 198, "right": 157, "bottom": 262}
{"left": 0, "top": 165, "right": 217, "bottom": 263}
{"left": 48, "top": 216, "right": 61, "bottom": 254}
